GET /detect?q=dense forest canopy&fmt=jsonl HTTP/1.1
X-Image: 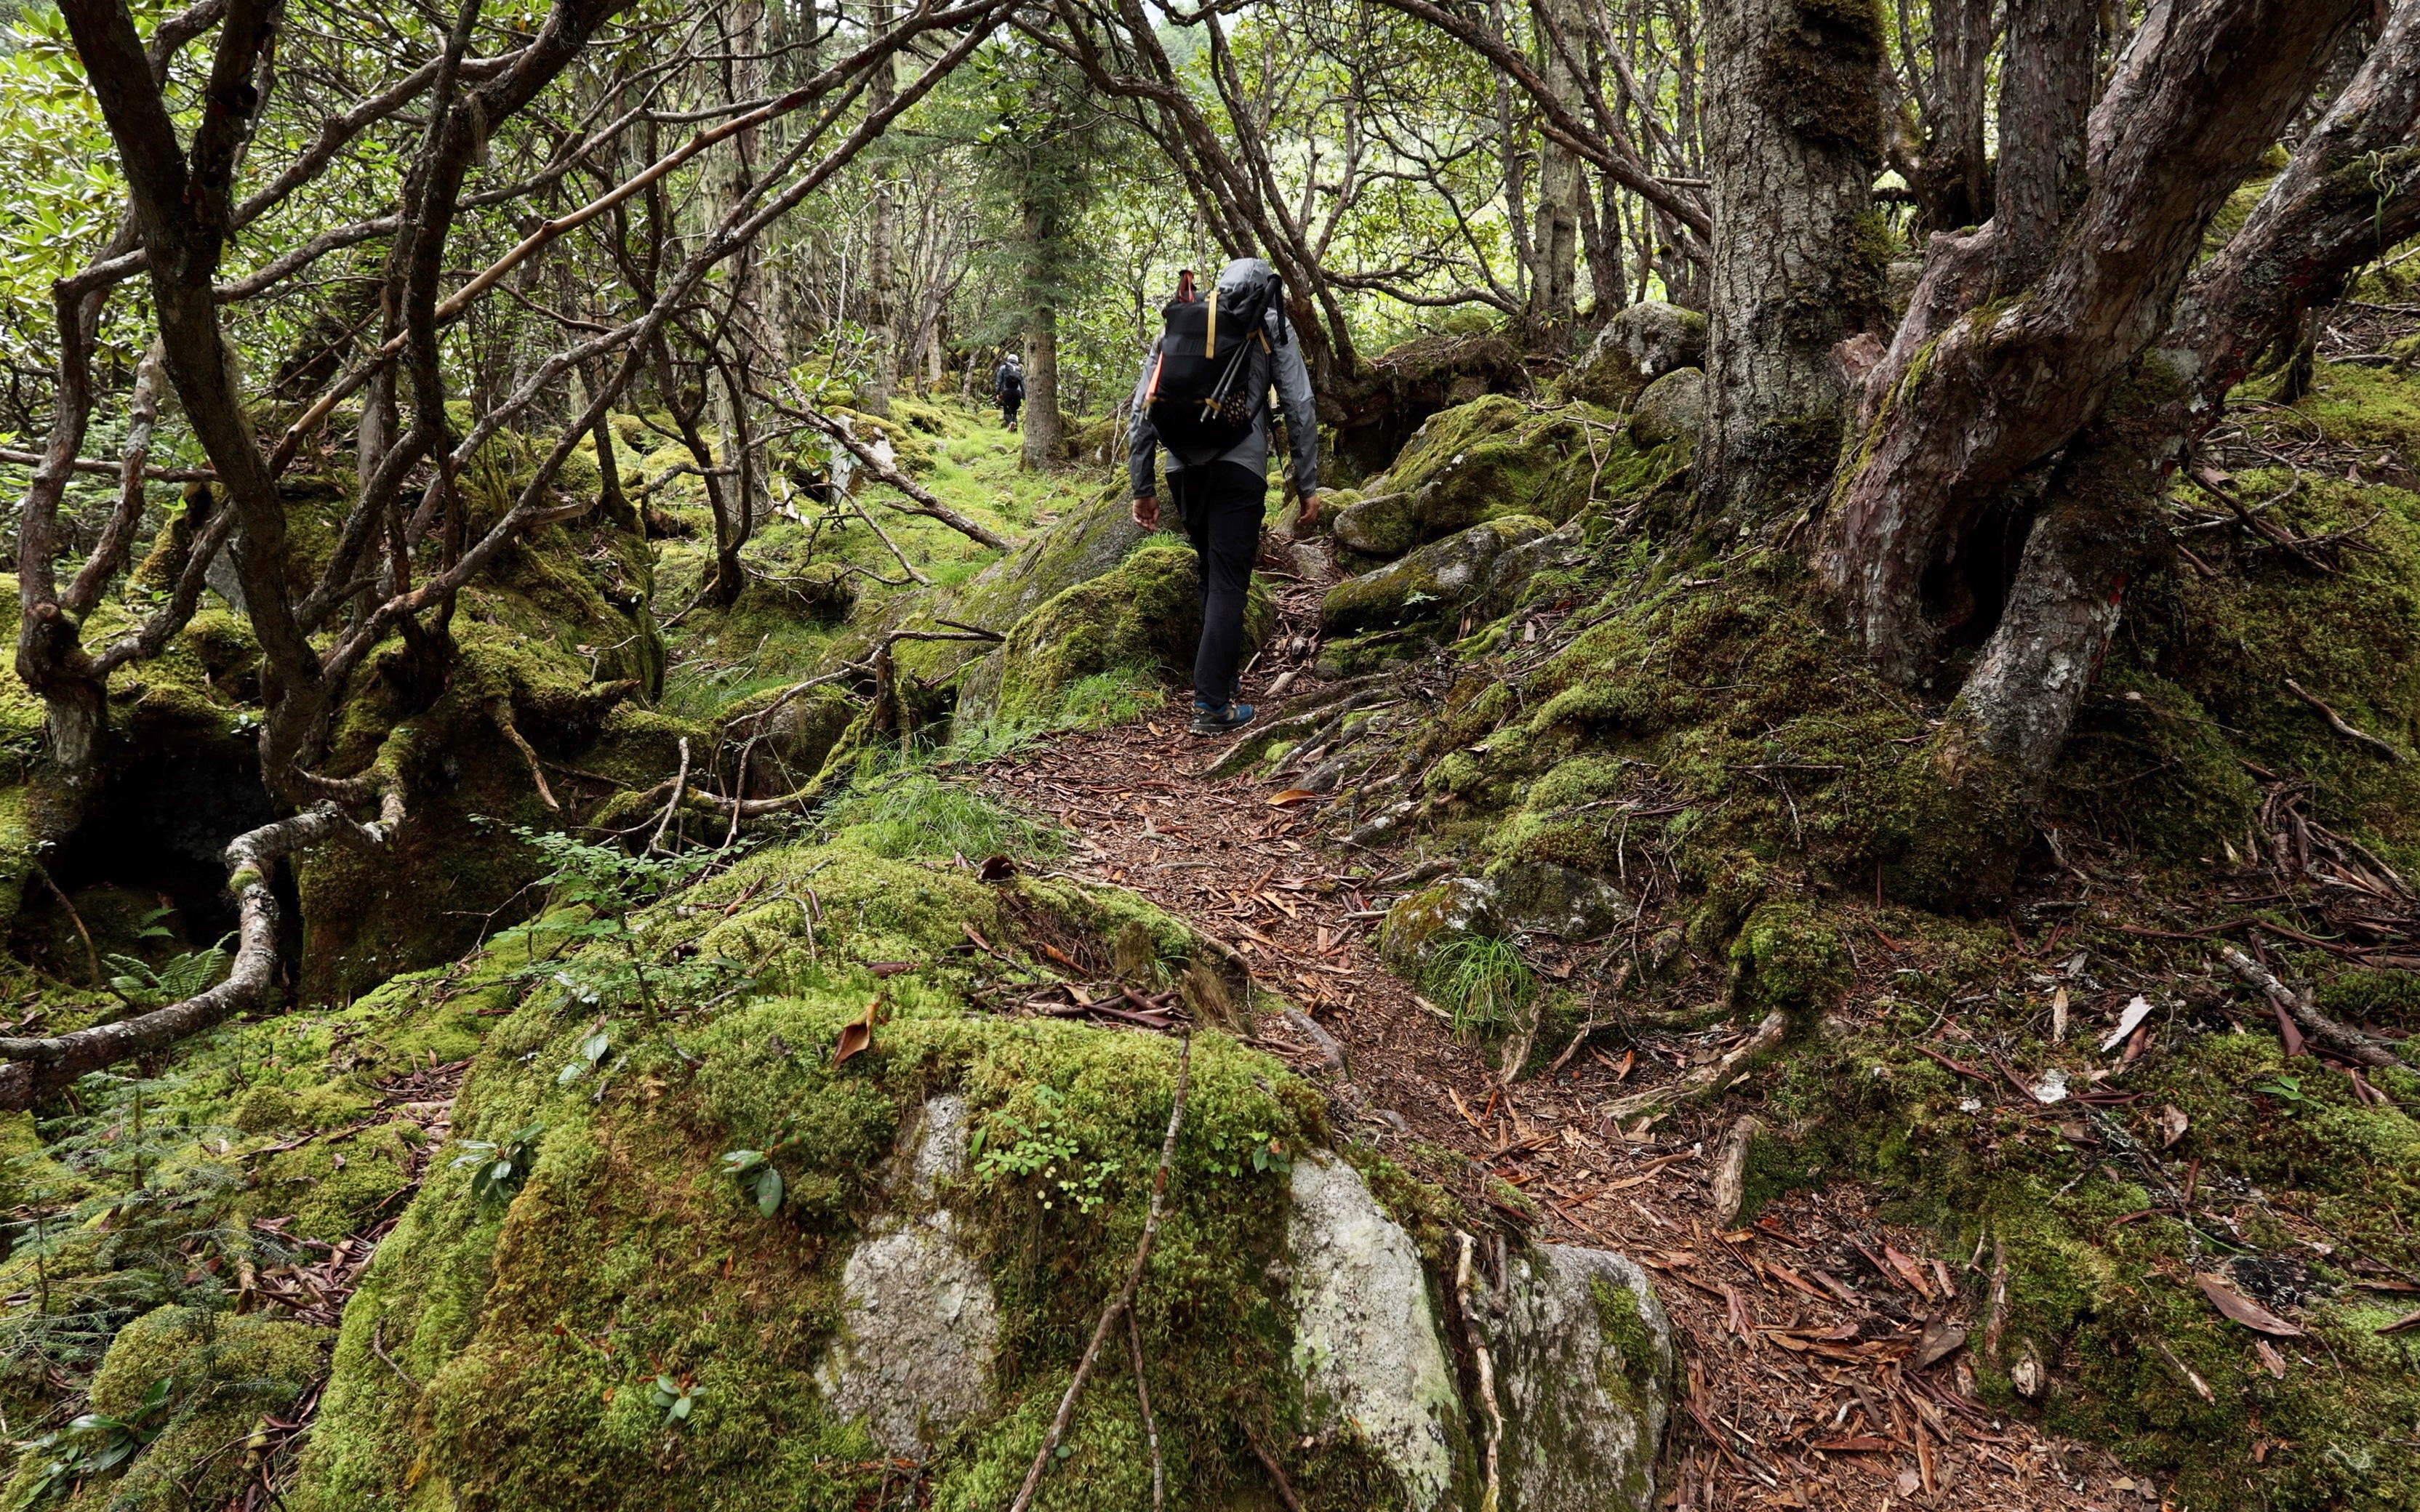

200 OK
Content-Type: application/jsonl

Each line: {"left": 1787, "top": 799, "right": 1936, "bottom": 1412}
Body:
{"left": 0, "top": 0, "right": 2416, "bottom": 1506}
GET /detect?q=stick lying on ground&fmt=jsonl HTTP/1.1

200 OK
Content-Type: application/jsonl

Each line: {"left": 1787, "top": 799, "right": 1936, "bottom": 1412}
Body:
{"left": 2221, "top": 946, "right": 2410, "bottom": 1073}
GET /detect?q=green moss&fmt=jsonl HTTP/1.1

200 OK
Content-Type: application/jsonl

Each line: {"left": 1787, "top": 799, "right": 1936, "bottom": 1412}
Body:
{"left": 989, "top": 541, "right": 1272, "bottom": 722}
{"left": 1726, "top": 898, "right": 1847, "bottom": 1018}
{"left": 7, "top": 1306, "right": 329, "bottom": 1511}
{"left": 279, "top": 832, "right": 1340, "bottom": 1510}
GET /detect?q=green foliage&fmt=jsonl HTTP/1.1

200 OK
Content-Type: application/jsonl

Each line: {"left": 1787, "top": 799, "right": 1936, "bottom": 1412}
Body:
{"left": 452, "top": 1120, "right": 545, "bottom": 1202}
{"left": 19, "top": 1375, "right": 170, "bottom": 1503}
{"left": 1421, "top": 936, "right": 1536, "bottom": 1034}
{"left": 817, "top": 766, "right": 1062, "bottom": 861}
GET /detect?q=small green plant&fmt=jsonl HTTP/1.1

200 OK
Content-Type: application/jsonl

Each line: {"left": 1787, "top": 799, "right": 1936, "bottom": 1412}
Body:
{"left": 103, "top": 936, "right": 233, "bottom": 1008}
{"left": 649, "top": 1373, "right": 699, "bottom": 1426}
{"left": 970, "top": 1087, "right": 1121, "bottom": 1213}
{"left": 719, "top": 1146, "right": 786, "bottom": 1215}
{"left": 513, "top": 831, "right": 744, "bottom": 1029}
{"left": 2253, "top": 1073, "right": 2312, "bottom": 1108}
{"left": 452, "top": 1121, "right": 545, "bottom": 1201}
{"left": 23, "top": 1376, "right": 172, "bottom": 1501}
{"left": 1422, "top": 936, "right": 1537, "bottom": 1035}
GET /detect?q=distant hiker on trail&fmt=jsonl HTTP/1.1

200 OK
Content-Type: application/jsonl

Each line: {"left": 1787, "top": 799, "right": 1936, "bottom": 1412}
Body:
{"left": 994, "top": 353, "right": 1025, "bottom": 430}
{"left": 1129, "top": 257, "right": 1320, "bottom": 736}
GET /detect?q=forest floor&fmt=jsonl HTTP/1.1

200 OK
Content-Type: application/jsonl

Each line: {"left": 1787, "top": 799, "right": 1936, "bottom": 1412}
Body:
{"left": 971, "top": 565, "right": 2150, "bottom": 1512}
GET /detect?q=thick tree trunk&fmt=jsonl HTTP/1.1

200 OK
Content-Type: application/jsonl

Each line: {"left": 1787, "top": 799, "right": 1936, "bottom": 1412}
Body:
{"left": 1695, "top": 0, "right": 1889, "bottom": 526}
{"left": 1021, "top": 299, "right": 1064, "bottom": 470}
{"left": 1991, "top": 0, "right": 2098, "bottom": 294}
{"left": 1908, "top": 0, "right": 1992, "bottom": 232}
{"left": 1941, "top": 0, "right": 2420, "bottom": 784}
{"left": 859, "top": 0, "right": 901, "bottom": 416}
{"left": 1816, "top": 0, "right": 2365, "bottom": 685}
{"left": 1528, "top": 0, "right": 1587, "bottom": 331}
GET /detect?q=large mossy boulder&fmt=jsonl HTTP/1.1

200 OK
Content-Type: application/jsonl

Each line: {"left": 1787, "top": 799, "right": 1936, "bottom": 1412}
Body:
{"left": 1569, "top": 302, "right": 1707, "bottom": 407}
{"left": 1323, "top": 516, "right": 1553, "bottom": 637}
{"left": 272, "top": 830, "right": 1669, "bottom": 1511}
{"left": 1345, "top": 397, "right": 1670, "bottom": 564}
{"left": 959, "top": 538, "right": 1275, "bottom": 725}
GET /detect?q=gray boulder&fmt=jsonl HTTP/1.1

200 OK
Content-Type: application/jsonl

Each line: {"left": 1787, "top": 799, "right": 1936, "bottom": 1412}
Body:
{"left": 1489, "top": 1245, "right": 1674, "bottom": 1511}
{"left": 1489, "top": 858, "right": 1635, "bottom": 941}
{"left": 1571, "top": 302, "right": 1707, "bottom": 405}
{"left": 1323, "top": 515, "right": 1552, "bottom": 635}
{"left": 1286, "top": 1155, "right": 1673, "bottom": 1512}
{"left": 1287, "top": 1156, "right": 1465, "bottom": 1510}
{"left": 1479, "top": 519, "right": 1588, "bottom": 619}
{"left": 1627, "top": 367, "right": 1705, "bottom": 448}
{"left": 815, "top": 1097, "right": 1000, "bottom": 1457}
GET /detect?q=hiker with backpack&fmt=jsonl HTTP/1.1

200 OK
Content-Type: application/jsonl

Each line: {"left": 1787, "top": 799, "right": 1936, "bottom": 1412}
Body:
{"left": 1129, "top": 257, "right": 1321, "bottom": 736}
{"left": 994, "top": 353, "right": 1025, "bottom": 430}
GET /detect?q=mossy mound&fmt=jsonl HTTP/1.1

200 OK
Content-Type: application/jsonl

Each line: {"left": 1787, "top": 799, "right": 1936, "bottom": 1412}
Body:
{"left": 969, "top": 539, "right": 1274, "bottom": 726}
{"left": 1355, "top": 395, "right": 1662, "bottom": 550}
{"left": 276, "top": 829, "right": 1424, "bottom": 1512}
{"left": 1758, "top": 974, "right": 2420, "bottom": 1512}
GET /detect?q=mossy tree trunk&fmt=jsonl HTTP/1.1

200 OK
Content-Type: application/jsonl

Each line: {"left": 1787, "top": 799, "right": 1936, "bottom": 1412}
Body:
{"left": 1528, "top": 0, "right": 1588, "bottom": 336}
{"left": 1694, "top": 0, "right": 1890, "bottom": 529}
{"left": 858, "top": 0, "right": 901, "bottom": 417}
{"left": 1020, "top": 298, "right": 1064, "bottom": 470}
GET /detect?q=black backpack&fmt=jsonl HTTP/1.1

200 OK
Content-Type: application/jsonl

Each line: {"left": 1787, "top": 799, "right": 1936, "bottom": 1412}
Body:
{"left": 1143, "top": 265, "right": 1281, "bottom": 467}
{"left": 997, "top": 362, "right": 1024, "bottom": 400}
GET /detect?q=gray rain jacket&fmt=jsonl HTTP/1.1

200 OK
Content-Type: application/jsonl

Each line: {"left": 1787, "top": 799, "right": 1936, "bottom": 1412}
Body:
{"left": 1127, "top": 260, "right": 1320, "bottom": 502}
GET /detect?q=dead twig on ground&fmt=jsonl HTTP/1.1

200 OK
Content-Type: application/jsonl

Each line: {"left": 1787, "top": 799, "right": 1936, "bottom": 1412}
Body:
{"left": 1603, "top": 1010, "right": 1789, "bottom": 1122}
{"left": 2221, "top": 945, "right": 2410, "bottom": 1072}
{"left": 2284, "top": 678, "right": 2403, "bottom": 763}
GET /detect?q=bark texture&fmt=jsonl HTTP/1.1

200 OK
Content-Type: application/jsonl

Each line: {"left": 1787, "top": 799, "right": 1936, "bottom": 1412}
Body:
{"left": 1943, "top": 0, "right": 2420, "bottom": 782}
{"left": 1816, "top": 0, "right": 2365, "bottom": 684}
{"left": 1695, "top": 0, "right": 1889, "bottom": 526}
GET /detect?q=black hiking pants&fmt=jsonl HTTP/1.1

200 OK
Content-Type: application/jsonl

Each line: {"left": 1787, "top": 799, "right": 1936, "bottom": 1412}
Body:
{"left": 1000, "top": 395, "right": 1021, "bottom": 428}
{"left": 1168, "top": 461, "right": 1265, "bottom": 709}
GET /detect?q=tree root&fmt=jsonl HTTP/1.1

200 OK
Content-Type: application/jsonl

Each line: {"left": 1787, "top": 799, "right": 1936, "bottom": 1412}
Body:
{"left": 1603, "top": 1010, "right": 1790, "bottom": 1124}
{"left": 0, "top": 804, "right": 364, "bottom": 1110}
{"left": 2283, "top": 678, "right": 2403, "bottom": 764}
{"left": 1009, "top": 1032, "right": 1193, "bottom": 1512}
{"left": 2220, "top": 946, "right": 2411, "bottom": 1073}
{"left": 487, "top": 696, "right": 560, "bottom": 811}
{"left": 1709, "top": 1114, "right": 1763, "bottom": 1229}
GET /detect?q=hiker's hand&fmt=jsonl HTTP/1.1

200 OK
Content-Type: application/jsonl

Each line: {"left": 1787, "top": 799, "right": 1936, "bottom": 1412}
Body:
{"left": 1297, "top": 491, "right": 1321, "bottom": 529}
{"left": 1132, "top": 494, "right": 1158, "bottom": 528}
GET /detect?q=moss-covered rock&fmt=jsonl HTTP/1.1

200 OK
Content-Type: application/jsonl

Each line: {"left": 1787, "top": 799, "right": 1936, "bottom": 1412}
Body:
{"left": 965, "top": 539, "right": 1273, "bottom": 725}
{"left": 6, "top": 1306, "right": 331, "bottom": 1511}
{"left": 1323, "top": 517, "right": 1553, "bottom": 637}
{"left": 1569, "top": 302, "right": 1707, "bottom": 408}
{"left": 1627, "top": 367, "right": 1705, "bottom": 448}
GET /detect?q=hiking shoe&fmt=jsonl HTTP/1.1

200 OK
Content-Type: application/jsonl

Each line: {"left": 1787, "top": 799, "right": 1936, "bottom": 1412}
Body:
{"left": 1190, "top": 701, "right": 1256, "bottom": 736}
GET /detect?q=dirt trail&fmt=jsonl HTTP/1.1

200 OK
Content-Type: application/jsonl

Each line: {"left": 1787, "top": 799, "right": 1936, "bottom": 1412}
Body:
{"left": 975, "top": 570, "right": 2142, "bottom": 1511}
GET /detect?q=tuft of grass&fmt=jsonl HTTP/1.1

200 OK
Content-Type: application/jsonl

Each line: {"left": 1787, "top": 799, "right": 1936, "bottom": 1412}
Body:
{"left": 817, "top": 768, "right": 1063, "bottom": 861}
{"left": 1058, "top": 667, "right": 1165, "bottom": 731}
{"left": 1422, "top": 936, "right": 1536, "bottom": 1035}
